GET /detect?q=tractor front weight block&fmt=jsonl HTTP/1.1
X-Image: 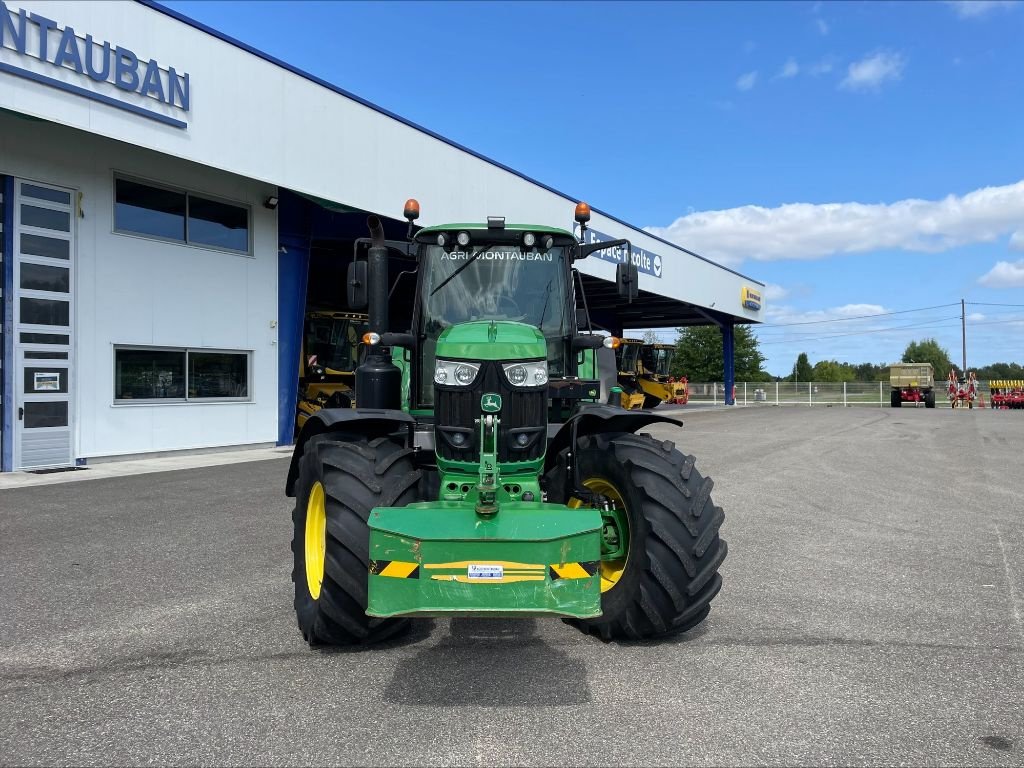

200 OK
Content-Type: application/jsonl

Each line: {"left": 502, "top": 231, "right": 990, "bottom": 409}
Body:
{"left": 367, "top": 502, "right": 602, "bottom": 619}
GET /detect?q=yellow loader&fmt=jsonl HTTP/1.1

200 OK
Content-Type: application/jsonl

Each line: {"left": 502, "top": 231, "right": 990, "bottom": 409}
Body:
{"left": 295, "top": 310, "right": 368, "bottom": 432}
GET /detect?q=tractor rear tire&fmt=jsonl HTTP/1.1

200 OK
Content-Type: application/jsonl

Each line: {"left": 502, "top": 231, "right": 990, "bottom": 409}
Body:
{"left": 566, "top": 432, "right": 727, "bottom": 641}
{"left": 291, "top": 434, "right": 421, "bottom": 646}
{"left": 642, "top": 394, "right": 663, "bottom": 410}
{"left": 890, "top": 390, "right": 901, "bottom": 408}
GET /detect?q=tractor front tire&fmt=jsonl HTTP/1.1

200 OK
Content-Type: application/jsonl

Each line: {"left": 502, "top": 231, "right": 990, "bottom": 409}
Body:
{"left": 567, "top": 432, "right": 727, "bottom": 641}
{"left": 642, "top": 394, "right": 663, "bottom": 410}
{"left": 925, "top": 390, "right": 935, "bottom": 409}
{"left": 291, "top": 434, "right": 420, "bottom": 646}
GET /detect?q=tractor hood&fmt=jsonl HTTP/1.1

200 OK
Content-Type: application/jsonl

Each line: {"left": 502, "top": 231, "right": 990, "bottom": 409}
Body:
{"left": 437, "top": 321, "right": 547, "bottom": 361}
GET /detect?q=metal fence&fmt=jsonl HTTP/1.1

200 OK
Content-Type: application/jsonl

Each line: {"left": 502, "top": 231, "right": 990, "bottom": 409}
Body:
{"left": 686, "top": 381, "right": 997, "bottom": 407}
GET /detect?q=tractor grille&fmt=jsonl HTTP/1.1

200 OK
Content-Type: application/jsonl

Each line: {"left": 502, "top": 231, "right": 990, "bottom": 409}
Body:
{"left": 435, "top": 361, "right": 546, "bottom": 464}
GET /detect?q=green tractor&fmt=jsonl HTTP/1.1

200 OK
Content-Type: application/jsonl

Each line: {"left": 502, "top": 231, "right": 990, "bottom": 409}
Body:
{"left": 285, "top": 200, "right": 727, "bottom": 644}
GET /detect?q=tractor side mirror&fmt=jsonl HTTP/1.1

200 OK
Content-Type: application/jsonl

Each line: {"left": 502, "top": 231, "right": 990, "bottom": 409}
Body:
{"left": 575, "top": 308, "right": 590, "bottom": 331}
{"left": 347, "top": 261, "right": 368, "bottom": 309}
{"left": 616, "top": 262, "right": 639, "bottom": 302}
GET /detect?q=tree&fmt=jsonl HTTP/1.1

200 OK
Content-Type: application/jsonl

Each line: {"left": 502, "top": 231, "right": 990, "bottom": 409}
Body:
{"left": 792, "top": 352, "right": 812, "bottom": 382}
{"left": 642, "top": 329, "right": 660, "bottom": 345}
{"left": 902, "top": 338, "right": 954, "bottom": 379}
{"left": 671, "top": 325, "right": 770, "bottom": 381}
{"left": 812, "top": 359, "right": 856, "bottom": 382}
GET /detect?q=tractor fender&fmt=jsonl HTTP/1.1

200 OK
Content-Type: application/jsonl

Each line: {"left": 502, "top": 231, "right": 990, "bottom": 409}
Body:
{"left": 285, "top": 408, "right": 415, "bottom": 496}
{"left": 543, "top": 403, "right": 681, "bottom": 476}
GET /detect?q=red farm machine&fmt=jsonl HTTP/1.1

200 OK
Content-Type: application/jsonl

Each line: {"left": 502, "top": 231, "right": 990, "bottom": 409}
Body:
{"left": 989, "top": 379, "right": 1024, "bottom": 410}
{"left": 947, "top": 370, "right": 979, "bottom": 409}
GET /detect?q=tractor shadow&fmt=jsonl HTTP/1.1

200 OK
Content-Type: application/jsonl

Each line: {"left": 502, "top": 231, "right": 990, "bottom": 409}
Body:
{"left": 382, "top": 618, "right": 591, "bottom": 707}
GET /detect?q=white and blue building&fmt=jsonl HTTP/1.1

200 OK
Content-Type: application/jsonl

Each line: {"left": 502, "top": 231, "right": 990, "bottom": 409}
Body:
{"left": 0, "top": 0, "right": 764, "bottom": 472}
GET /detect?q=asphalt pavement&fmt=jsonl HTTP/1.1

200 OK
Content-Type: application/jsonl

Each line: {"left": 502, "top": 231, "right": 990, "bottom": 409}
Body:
{"left": 1, "top": 406, "right": 1022, "bottom": 766}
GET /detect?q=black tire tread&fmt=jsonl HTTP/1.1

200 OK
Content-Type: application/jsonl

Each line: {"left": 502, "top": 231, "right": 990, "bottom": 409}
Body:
{"left": 291, "top": 434, "right": 421, "bottom": 646}
{"left": 567, "top": 432, "right": 726, "bottom": 641}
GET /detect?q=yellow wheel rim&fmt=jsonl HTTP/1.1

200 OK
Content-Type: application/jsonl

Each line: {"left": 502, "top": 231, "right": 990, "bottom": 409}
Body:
{"left": 569, "top": 478, "right": 629, "bottom": 593}
{"left": 305, "top": 481, "right": 327, "bottom": 600}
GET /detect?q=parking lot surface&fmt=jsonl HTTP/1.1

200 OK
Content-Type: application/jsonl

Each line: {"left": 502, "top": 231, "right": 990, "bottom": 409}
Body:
{"left": 2, "top": 407, "right": 1022, "bottom": 766}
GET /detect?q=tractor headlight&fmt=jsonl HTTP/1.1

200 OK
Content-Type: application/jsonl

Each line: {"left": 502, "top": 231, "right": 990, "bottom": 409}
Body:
{"left": 435, "top": 359, "right": 480, "bottom": 386}
{"left": 503, "top": 361, "right": 548, "bottom": 387}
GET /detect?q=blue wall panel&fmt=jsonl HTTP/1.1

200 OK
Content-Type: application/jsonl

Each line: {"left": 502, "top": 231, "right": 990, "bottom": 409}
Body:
{"left": 277, "top": 234, "right": 310, "bottom": 446}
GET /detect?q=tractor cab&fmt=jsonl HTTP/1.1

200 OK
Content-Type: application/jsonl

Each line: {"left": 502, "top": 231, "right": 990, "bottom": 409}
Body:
{"left": 641, "top": 343, "right": 674, "bottom": 379}
{"left": 614, "top": 338, "right": 646, "bottom": 409}
{"left": 295, "top": 311, "right": 368, "bottom": 431}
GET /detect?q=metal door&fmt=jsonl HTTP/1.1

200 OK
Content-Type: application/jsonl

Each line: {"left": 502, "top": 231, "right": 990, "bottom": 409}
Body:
{"left": 13, "top": 179, "right": 75, "bottom": 470}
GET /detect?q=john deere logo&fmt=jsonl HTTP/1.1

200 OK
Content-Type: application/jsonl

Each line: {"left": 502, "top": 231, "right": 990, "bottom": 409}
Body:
{"left": 481, "top": 393, "right": 502, "bottom": 413}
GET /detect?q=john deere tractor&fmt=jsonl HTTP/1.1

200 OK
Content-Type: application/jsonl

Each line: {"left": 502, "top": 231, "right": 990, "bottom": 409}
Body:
{"left": 637, "top": 343, "right": 688, "bottom": 409}
{"left": 285, "top": 200, "right": 727, "bottom": 645}
{"left": 295, "top": 310, "right": 368, "bottom": 431}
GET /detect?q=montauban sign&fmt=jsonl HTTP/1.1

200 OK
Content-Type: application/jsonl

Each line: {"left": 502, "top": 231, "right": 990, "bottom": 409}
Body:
{"left": 0, "top": 1, "right": 190, "bottom": 129}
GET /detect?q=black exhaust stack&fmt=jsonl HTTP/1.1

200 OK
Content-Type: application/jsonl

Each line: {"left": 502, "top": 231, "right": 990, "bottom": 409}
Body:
{"left": 355, "top": 215, "right": 402, "bottom": 409}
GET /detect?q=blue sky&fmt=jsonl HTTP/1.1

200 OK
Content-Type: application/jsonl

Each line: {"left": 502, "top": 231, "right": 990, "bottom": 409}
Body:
{"left": 165, "top": 0, "right": 1024, "bottom": 376}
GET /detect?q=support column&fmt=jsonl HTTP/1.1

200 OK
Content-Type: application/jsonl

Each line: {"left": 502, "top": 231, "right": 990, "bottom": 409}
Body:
{"left": 277, "top": 234, "right": 311, "bottom": 446}
{"left": 722, "top": 323, "right": 735, "bottom": 405}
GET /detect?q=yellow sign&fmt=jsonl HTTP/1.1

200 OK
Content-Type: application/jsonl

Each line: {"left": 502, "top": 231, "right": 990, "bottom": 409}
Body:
{"left": 741, "top": 287, "right": 762, "bottom": 311}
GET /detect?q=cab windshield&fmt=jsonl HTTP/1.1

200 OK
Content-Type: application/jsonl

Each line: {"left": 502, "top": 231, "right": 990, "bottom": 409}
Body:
{"left": 619, "top": 344, "right": 641, "bottom": 374}
{"left": 417, "top": 244, "right": 569, "bottom": 405}
{"left": 305, "top": 315, "right": 363, "bottom": 373}
{"left": 643, "top": 347, "right": 672, "bottom": 377}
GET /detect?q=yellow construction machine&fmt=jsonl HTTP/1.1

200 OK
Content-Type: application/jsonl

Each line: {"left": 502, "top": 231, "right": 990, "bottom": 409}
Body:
{"left": 614, "top": 338, "right": 647, "bottom": 409}
{"left": 295, "top": 310, "right": 368, "bottom": 431}
{"left": 637, "top": 343, "right": 688, "bottom": 408}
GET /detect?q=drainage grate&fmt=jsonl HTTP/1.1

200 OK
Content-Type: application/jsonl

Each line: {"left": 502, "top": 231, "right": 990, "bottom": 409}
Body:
{"left": 26, "top": 466, "right": 88, "bottom": 475}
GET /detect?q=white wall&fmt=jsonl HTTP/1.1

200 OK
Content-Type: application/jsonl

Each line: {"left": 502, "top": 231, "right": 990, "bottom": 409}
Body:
{"left": 0, "top": 0, "right": 764, "bottom": 323}
{"left": 0, "top": 111, "right": 279, "bottom": 459}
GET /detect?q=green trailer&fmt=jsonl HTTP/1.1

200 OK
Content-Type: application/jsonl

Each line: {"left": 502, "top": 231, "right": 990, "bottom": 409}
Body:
{"left": 285, "top": 200, "right": 727, "bottom": 644}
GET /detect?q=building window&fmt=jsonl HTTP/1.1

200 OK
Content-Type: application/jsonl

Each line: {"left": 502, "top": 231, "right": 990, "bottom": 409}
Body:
{"left": 115, "top": 178, "right": 186, "bottom": 242}
{"left": 188, "top": 195, "right": 249, "bottom": 252}
{"left": 113, "top": 177, "right": 250, "bottom": 254}
{"left": 114, "top": 347, "right": 250, "bottom": 402}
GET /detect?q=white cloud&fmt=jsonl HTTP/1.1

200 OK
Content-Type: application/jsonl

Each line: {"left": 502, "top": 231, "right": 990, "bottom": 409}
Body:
{"left": 840, "top": 51, "right": 905, "bottom": 91}
{"left": 968, "top": 312, "right": 987, "bottom": 321}
{"left": 946, "top": 0, "right": 1019, "bottom": 18}
{"left": 809, "top": 57, "right": 835, "bottom": 76}
{"left": 645, "top": 180, "right": 1024, "bottom": 266}
{"left": 816, "top": 18, "right": 830, "bottom": 35}
{"left": 736, "top": 71, "right": 758, "bottom": 91}
{"left": 978, "top": 259, "right": 1024, "bottom": 287}
{"left": 764, "top": 284, "right": 790, "bottom": 301}
{"left": 1010, "top": 230, "right": 1024, "bottom": 251}
{"left": 776, "top": 58, "right": 799, "bottom": 79}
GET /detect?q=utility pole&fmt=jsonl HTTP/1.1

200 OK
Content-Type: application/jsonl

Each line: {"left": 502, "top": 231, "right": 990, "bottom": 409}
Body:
{"left": 961, "top": 298, "right": 967, "bottom": 375}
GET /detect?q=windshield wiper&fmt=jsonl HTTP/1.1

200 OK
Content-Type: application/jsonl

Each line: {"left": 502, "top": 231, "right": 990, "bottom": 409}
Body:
{"left": 429, "top": 244, "right": 495, "bottom": 297}
{"left": 537, "top": 277, "right": 553, "bottom": 328}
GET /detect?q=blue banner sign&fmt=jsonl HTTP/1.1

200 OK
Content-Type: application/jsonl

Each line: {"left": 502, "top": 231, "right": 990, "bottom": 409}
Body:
{"left": 574, "top": 224, "right": 663, "bottom": 279}
{"left": 0, "top": 1, "right": 190, "bottom": 129}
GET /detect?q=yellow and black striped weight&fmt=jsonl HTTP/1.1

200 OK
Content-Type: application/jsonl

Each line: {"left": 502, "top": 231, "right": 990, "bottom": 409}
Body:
{"left": 548, "top": 561, "right": 599, "bottom": 580}
{"left": 369, "top": 560, "right": 420, "bottom": 579}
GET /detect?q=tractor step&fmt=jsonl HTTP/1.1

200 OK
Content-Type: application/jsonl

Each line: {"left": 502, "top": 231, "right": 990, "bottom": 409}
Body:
{"left": 366, "top": 502, "right": 603, "bottom": 619}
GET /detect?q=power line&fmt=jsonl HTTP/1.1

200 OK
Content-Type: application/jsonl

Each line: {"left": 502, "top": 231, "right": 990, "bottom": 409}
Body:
{"left": 754, "top": 313, "right": 961, "bottom": 338}
{"left": 756, "top": 316, "right": 963, "bottom": 346}
{"left": 966, "top": 301, "right": 1024, "bottom": 308}
{"left": 758, "top": 302, "right": 960, "bottom": 328}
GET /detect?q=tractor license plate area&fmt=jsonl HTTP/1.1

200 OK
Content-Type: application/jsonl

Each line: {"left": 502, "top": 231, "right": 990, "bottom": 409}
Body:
{"left": 366, "top": 502, "right": 602, "bottom": 619}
